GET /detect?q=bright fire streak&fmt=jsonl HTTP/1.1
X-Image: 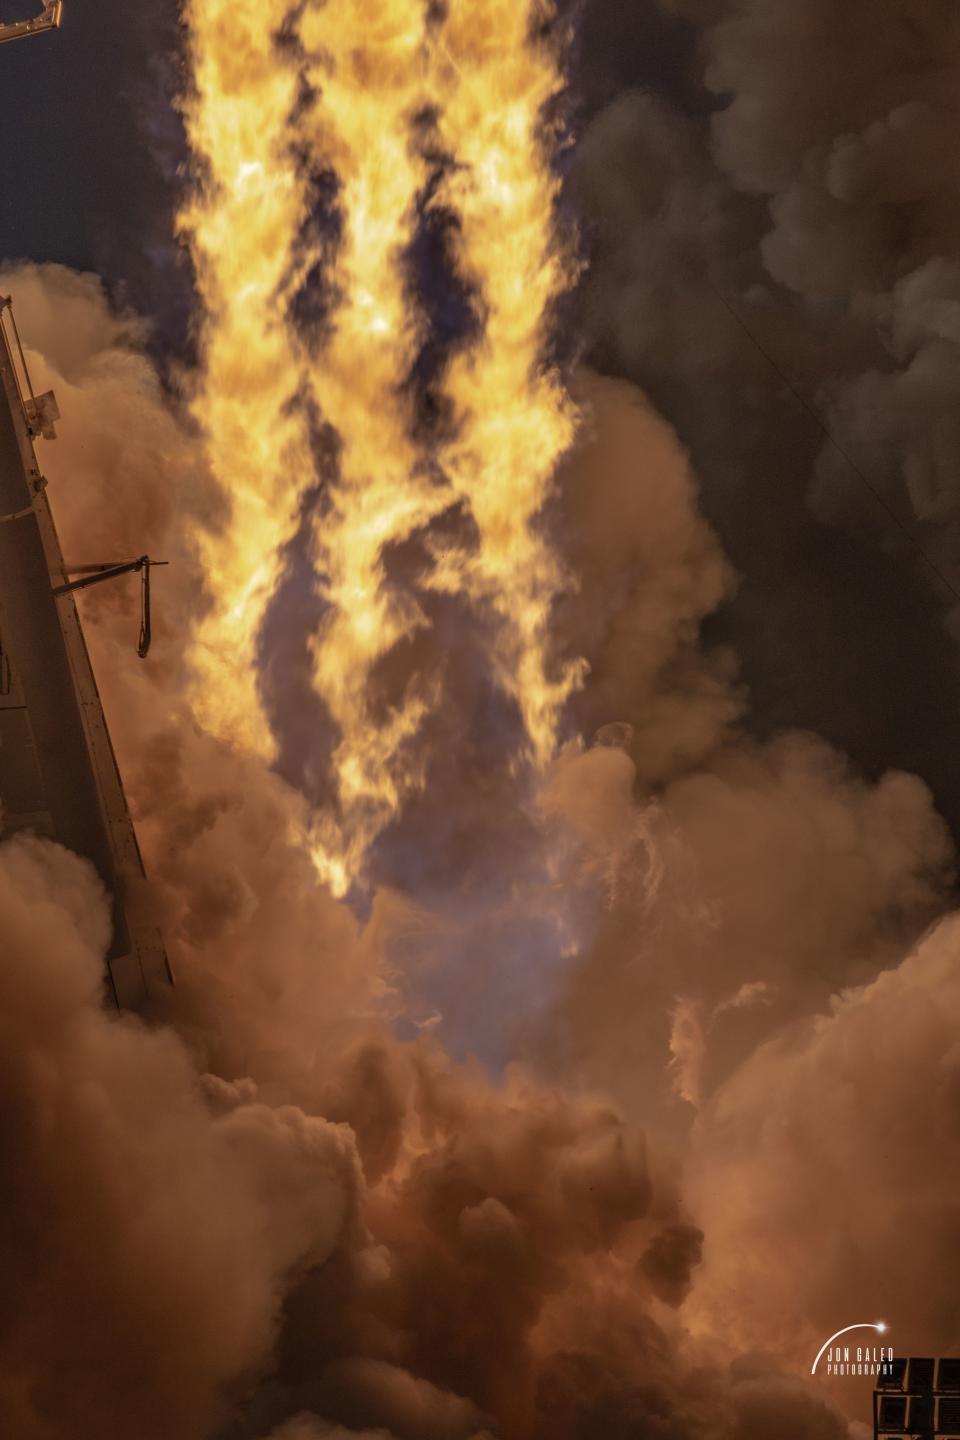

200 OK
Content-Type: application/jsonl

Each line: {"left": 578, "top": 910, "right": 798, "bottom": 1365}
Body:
{"left": 428, "top": 0, "right": 586, "bottom": 765}
{"left": 299, "top": 0, "right": 447, "bottom": 891}
{"left": 180, "top": 0, "right": 314, "bottom": 758}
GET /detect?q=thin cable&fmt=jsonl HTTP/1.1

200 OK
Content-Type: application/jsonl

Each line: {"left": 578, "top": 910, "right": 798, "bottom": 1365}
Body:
{"left": 711, "top": 284, "right": 960, "bottom": 606}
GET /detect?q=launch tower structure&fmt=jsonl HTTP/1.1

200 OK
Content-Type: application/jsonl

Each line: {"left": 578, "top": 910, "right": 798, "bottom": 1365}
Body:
{"left": 0, "top": 295, "right": 172, "bottom": 1008}
{"left": 0, "top": 1, "right": 62, "bottom": 45}
{"left": 0, "top": 0, "right": 170, "bottom": 1009}
{"left": 874, "top": 1356, "right": 960, "bottom": 1439}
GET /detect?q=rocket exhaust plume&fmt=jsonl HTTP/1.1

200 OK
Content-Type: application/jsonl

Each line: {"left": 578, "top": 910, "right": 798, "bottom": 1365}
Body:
{"left": 179, "top": 0, "right": 314, "bottom": 760}
{"left": 427, "top": 0, "right": 586, "bottom": 767}
{"left": 298, "top": 0, "right": 446, "bottom": 896}
{"left": 182, "top": 0, "right": 585, "bottom": 889}
{"left": 302, "top": 0, "right": 584, "bottom": 890}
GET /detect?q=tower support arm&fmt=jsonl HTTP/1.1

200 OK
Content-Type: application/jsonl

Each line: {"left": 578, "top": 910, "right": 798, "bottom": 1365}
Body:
{"left": 0, "top": 2, "right": 62, "bottom": 46}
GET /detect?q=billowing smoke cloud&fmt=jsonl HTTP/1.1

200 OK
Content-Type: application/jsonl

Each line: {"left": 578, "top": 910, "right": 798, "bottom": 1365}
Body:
{"left": 0, "top": 802, "right": 863, "bottom": 1440}
{"left": 0, "top": 222, "right": 947, "bottom": 1440}
{"left": 0, "top": 831, "right": 362, "bottom": 1440}
{"left": 536, "top": 366, "right": 952, "bottom": 1132}
{"left": 553, "top": 370, "right": 742, "bottom": 785}
{"left": 562, "top": 9, "right": 960, "bottom": 1386}
{"left": 687, "top": 912, "right": 960, "bottom": 1366}
{"left": 691, "top": 0, "right": 960, "bottom": 558}
{"left": 542, "top": 728, "right": 951, "bottom": 1131}
{"left": 571, "top": 0, "right": 960, "bottom": 833}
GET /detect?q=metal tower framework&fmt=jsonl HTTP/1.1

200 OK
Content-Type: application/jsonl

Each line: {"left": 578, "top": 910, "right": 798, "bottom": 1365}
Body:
{"left": 0, "top": 298, "right": 172, "bottom": 1007}
{"left": 874, "top": 1357, "right": 960, "bottom": 1440}
{"left": 0, "top": 1, "right": 62, "bottom": 45}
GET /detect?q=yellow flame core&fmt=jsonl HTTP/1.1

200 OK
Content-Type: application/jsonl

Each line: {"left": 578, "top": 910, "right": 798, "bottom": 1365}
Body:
{"left": 429, "top": 0, "right": 586, "bottom": 766}
{"left": 180, "top": 0, "right": 312, "bottom": 758}
{"left": 180, "top": 0, "right": 582, "bottom": 890}
{"left": 299, "top": 0, "right": 449, "bottom": 892}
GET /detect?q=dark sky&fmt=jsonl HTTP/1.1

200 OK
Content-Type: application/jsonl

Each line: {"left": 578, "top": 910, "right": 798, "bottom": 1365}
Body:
{"left": 0, "top": 0, "right": 189, "bottom": 343}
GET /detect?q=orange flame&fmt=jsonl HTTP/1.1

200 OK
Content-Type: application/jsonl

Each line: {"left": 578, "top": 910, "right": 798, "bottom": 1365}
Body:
{"left": 297, "top": 0, "right": 448, "bottom": 893}
{"left": 180, "top": 0, "right": 314, "bottom": 758}
{"left": 428, "top": 0, "right": 586, "bottom": 766}
{"left": 180, "top": 0, "right": 582, "bottom": 890}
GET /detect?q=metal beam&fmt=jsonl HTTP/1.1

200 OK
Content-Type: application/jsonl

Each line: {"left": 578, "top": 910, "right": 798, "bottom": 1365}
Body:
{"left": 0, "top": 299, "right": 172, "bottom": 1008}
{"left": 0, "top": 2, "right": 63, "bottom": 46}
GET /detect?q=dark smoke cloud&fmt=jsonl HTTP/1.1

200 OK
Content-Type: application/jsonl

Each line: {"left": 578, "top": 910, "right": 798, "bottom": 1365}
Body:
{"left": 537, "top": 371, "right": 952, "bottom": 1132}
{"left": 571, "top": 0, "right": 960, "bottom": 838}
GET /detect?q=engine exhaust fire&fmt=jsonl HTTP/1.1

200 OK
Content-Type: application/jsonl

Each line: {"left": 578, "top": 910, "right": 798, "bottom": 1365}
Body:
{"left": 182, "top": 0, "right": 582, "bottom": 892}
{"left": 180, "top": 0, "right": 315, "bottom": 759}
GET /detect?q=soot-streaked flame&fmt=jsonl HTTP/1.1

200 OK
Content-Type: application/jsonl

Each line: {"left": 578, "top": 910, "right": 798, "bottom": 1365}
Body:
{"left": 179, "top": 0, "right": 315, "bottom": 760}
{"left": 299, "top": 0, "right": 445, "bottom": 896}
{"left": 428, "top": 0, "right": 587, "bottom": 767}
{"left": 181, "top": 0, "right": 582, "bottom": 892}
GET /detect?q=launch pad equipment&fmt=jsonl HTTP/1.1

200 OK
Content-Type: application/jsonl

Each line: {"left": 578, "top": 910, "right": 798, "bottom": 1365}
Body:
{"left": 0, "top": 296, "right": 173, "bottom": 1008}
{"left": 875, "top": 1357, "right": 960, "bottom": 1440}
{"left": 0, "top": 1, "right": 62, "bottom": 45}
